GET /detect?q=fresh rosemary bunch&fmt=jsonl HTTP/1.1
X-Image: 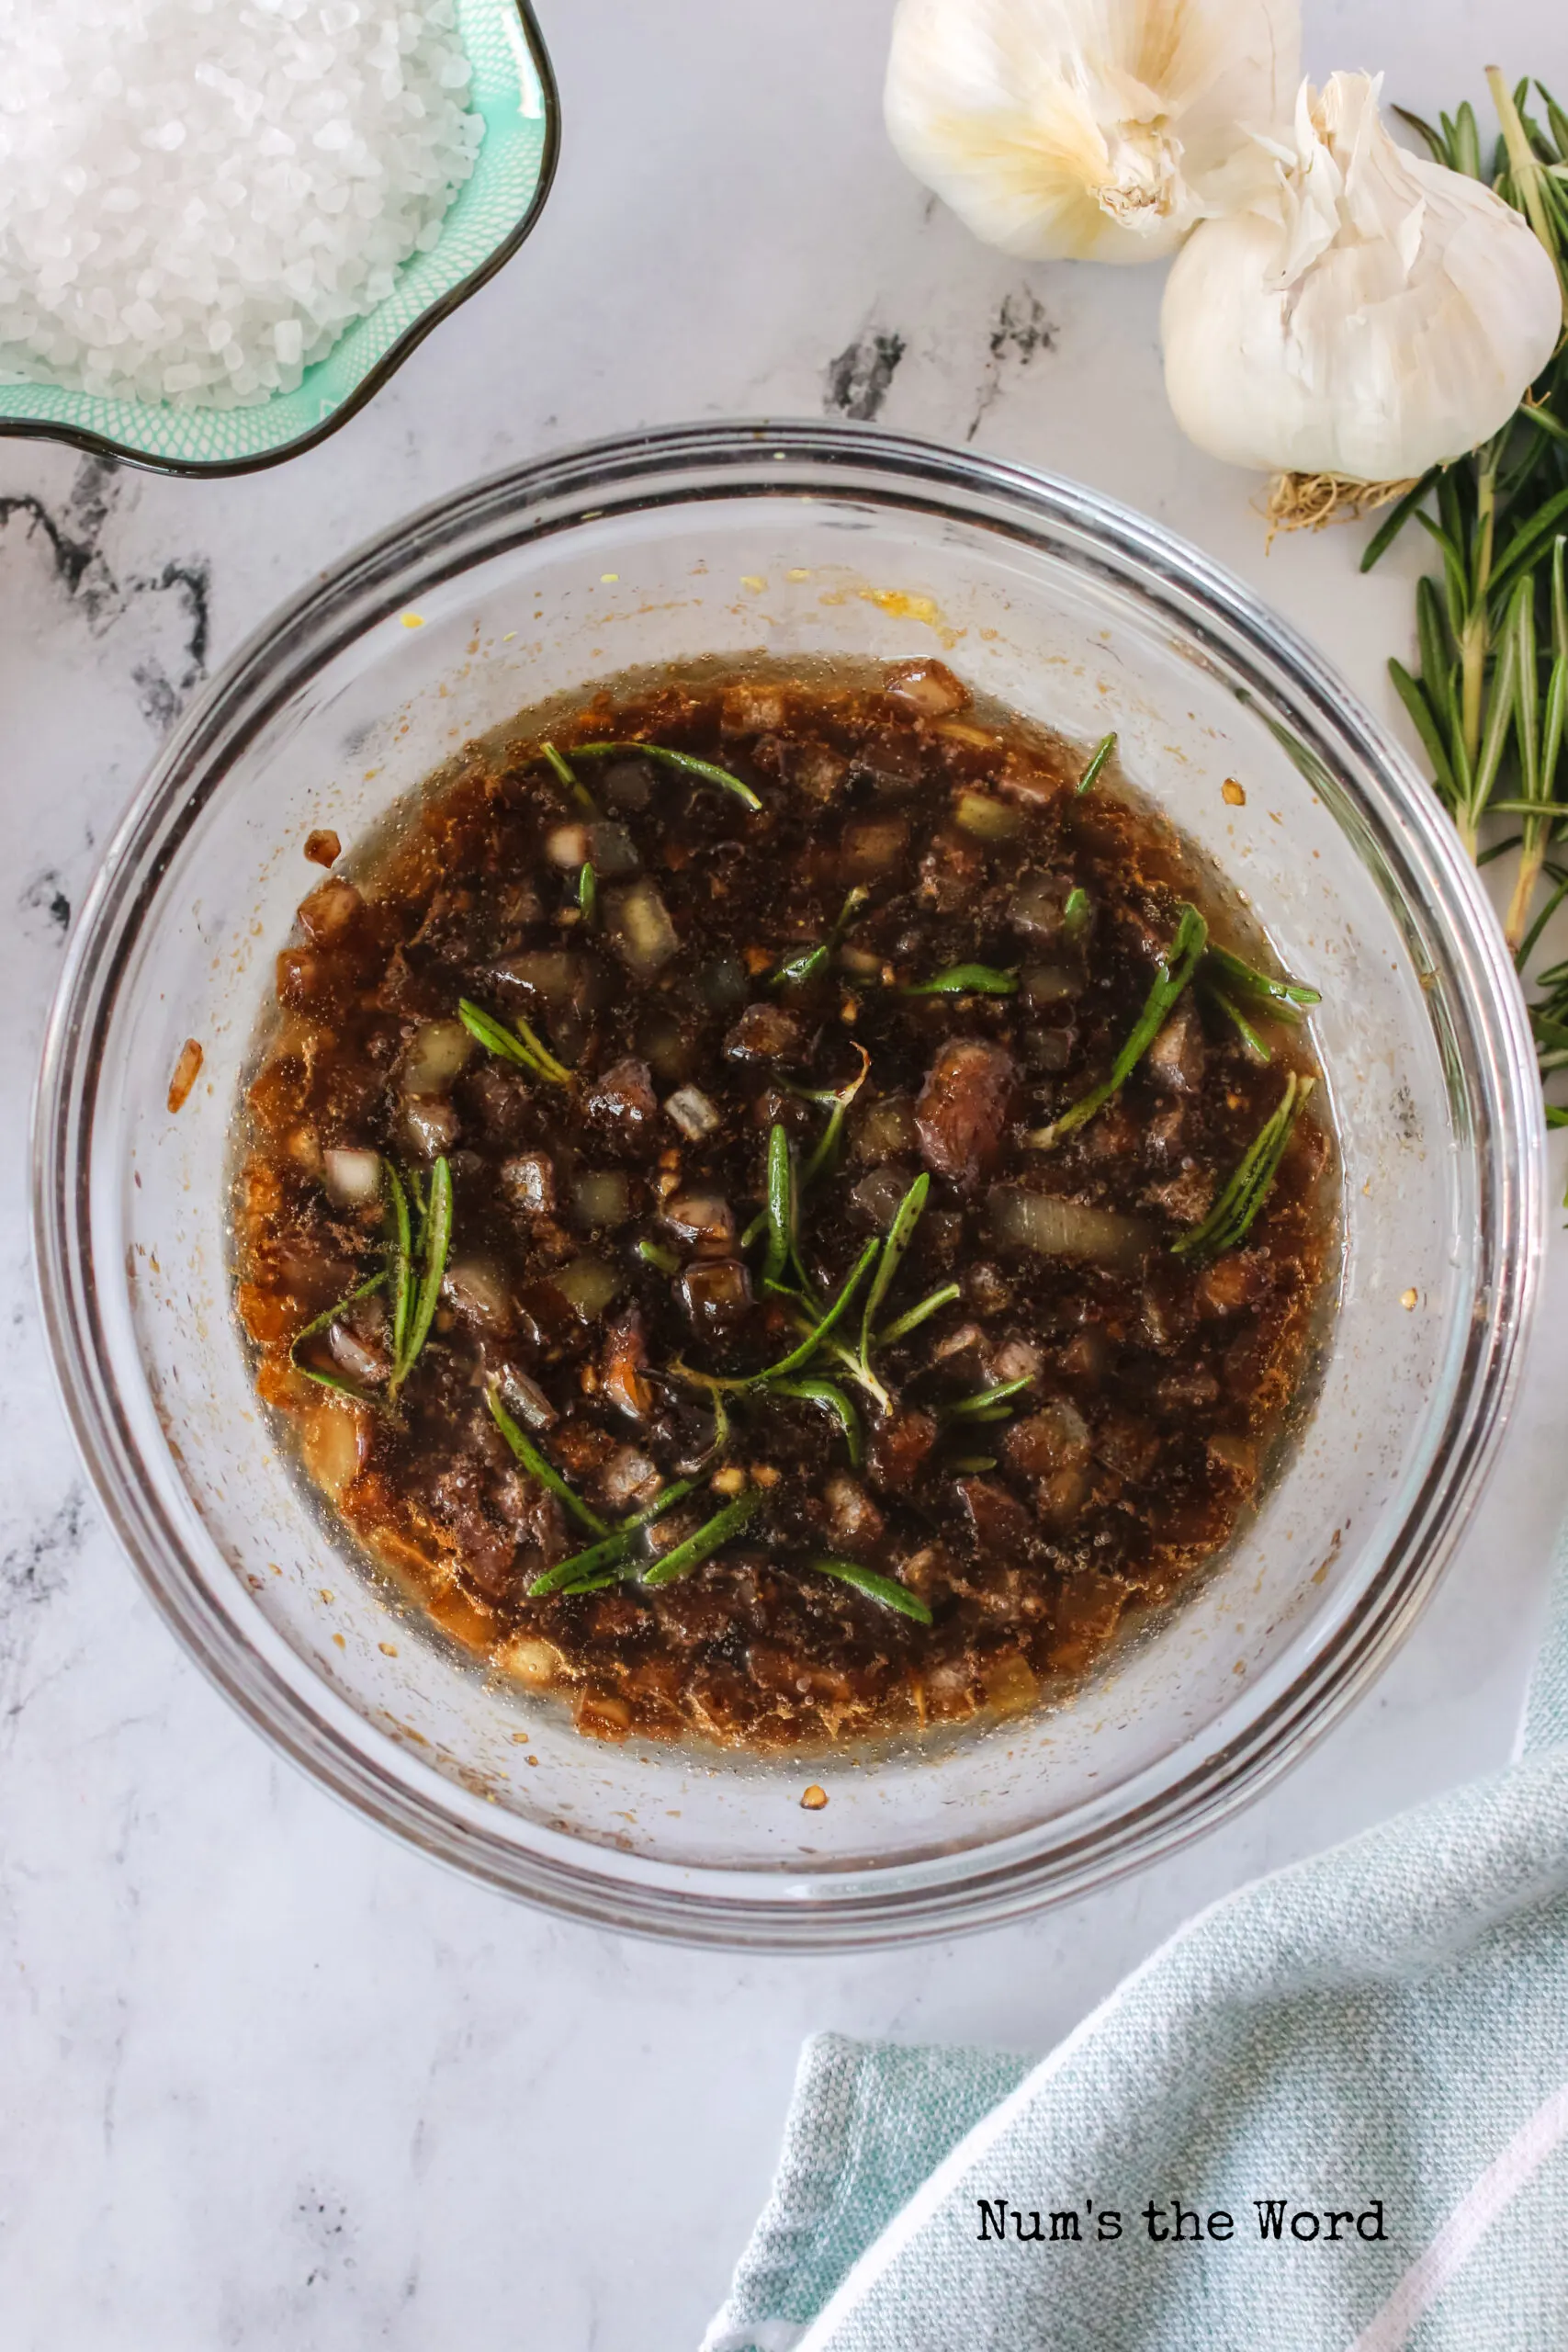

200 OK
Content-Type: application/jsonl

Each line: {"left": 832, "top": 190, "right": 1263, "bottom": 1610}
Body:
{"left": 1365, "top": 74, "right": 1568, "bottom": 1122}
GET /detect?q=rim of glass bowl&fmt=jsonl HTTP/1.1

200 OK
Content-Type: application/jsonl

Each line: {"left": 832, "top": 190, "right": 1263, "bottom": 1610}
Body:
{"left": 0, "top": 0, "right": 559, "bottom": 481}
{"left": 31, "top": 422, "right": 1545, "bottom": 1949}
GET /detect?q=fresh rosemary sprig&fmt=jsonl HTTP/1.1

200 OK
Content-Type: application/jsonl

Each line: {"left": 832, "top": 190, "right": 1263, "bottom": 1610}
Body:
{"left": 1076, "top": 731, "right": 1117, "bottom": 795}
{"left": 876, "top": 1281, "right": 961, "bottom": 1347}
{"left": 570, "top": 741, "right": 763, "bottom": 812}
{"left": 527, "top": 1480, "right": 698, "bottom": 1597}
{"left": 762, "top": 1121, "right": 794, "bottom": 1289}
{"left": 899, "top": 963, "right": 1018, "bottom": 997}
{"left": 770, "top": 887, "right": 869, "bottom": 989}
{"left": 457, "top": 997, "right": 573, "bottom": 1085}
{"left": 941, "top": 1373, "right": 1035, "bottom": 1424}
{"left": 1201, "top": 945, "right": 1321, "bottom": 1022}
{"left": 541, "top": 738, "right": 598, "bottom": 815}
{"left": 1028, "top": 903, "right": 1209, "bottom": 1147}
{"left": 1206, "top": 989, "right": 1273, "bottom": 1062}
{"left": 807, "top": 1557, "right": 932, "bottom": 1624}
{"left": 390, "top": 1155, "right": 451, "bottom": 1399}
{"left": 798, "top": 1046, "right": 870, "bottom": 1192}
{"left": 772, "top": 1378, "right": 863, "bottom": 1467}
{"left": 288, "top": 1270, "right": 388, "bottom": 1397}
{"left": 672, "top": 1238, "right": 881, "bottom": 1396}
{"left": 641, "top": 1489, "right": 763, "bottom": 1587}
{"left": 288, "top": 1155, "right": 452, "bottom": 1402}
{"left": 486, "top": 1381, "right": 609, "bottom": 1537}
{"left": 857, "top": 1173, "right": 929, "bottom": 1378}
{"left": 1366, "top": 74, "right": 1568, "bottom": 1126}
{"left": 1172, "top": 1074, "right": 1312, "bottom": 1261}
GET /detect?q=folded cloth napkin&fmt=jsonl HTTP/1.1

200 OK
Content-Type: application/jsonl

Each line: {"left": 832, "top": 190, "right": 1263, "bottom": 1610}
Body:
{"left": 704, "top": 1544, "right": 1568, "bottom": 2352}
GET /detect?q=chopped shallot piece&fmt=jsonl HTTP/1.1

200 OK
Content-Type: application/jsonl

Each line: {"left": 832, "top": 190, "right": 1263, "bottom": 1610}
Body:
{"left": 442, "top": 1259, "right": 514, "bottom": 1333}
{"left": 662, "top": 1191, "right": 736, "bottom": 1252}
{"left": 573, "top": 1170, "right": 633, "bottom": 1228}
{"left": 545, "top": 823, "right": 592, "bottom": 868}
{"left": 498, "top": 1366, "right": 557, "bottom": 1429}
{"left": 726, "top": 1003, "right": 802, "bottom": 1062}
{"left": 600, "top": 1445, "right": 663, "bottom": 1512}
{"left": 678, "top": 1257, "right": 753, "bottom": 1334}
{"left": 602, "top": 1307, "right": 653, "bottom": 1420}
{"left": 402, "top": 1019, "right": 475, "bottom": 1096}
{"left": 304, "top": 829, "right": 341, "bottom": 868}
{"left": 665, "top": 1086, "right": 719, "bottom": 1139}
{"left": 322, "top": 1147, "right": 381, "bottom": 1206}
{"left": 298, "top": 876, "right": 362, "bottom": 944}
{"left": 499, "top": 1153, "right": 556, "bottom": 1213}
{"left": 328, "top": 1320, "right": 392, "bottom": 1386}
{"left": 403, "top": 1096, "right": 460, "bottom": 1159}
{"left": 824, "top": 1475, "right": 885, "bottom": 1551}
{"left": 883, "top": 658, "right": 969, "bottom": 717}
{"left": 915, "top": 1039, "right": 1015, "bottom": 1188}
{"left": 605, "top": 880, "right": 680, "bottom": 977}
{"left": 588, "top": 1057, "right": 657, "bottom": 1130}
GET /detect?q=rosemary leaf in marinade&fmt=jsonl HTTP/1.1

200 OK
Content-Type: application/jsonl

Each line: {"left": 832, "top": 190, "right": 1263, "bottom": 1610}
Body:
{"left": 807, "top": 1557, "right": 933, "bottom": 1624}
{"left": 770, "top": 887, "right": 869, "bottom": 989}
{"left": 900, "top": 963, "right": 1018, "bottom": 997}
{"left": 389, "top": 1154, "right": 452, "bottom": 1398}
{"left": 529, "top": 1480, "right": 699, "bottom": 1597}
{"left": 288, "top": 1271, "right": 388, "bottom": 1397}
{"left": 457, "top": 997, "right": 573, "bottom": 1085}
{"left": 1029, "top": 903, "right": 1209, "bottom": 1148}
{"left": 1173, "top": 1073, "right": 1313, "bottom": 1261}
{"left": 772, "top": 1378, "right": 863, "bottom": 1467}
{"left": 858, "top": 1172, "right": 929, "bottom": 1374}
{"left": 1075, "top": 731, "right": 1117, "bottom": 795}
{"left": 571, "top": 740, "right": 763, "bottom": 811}
{"left": 487, "top": 1381, "right": 609, "bottom": 1538}
{"left": 1201, "top": 944, "right": 1321, "bottom": 1022}
{"left": 640, "top": 1489, "right": 763, "bottom": 1587}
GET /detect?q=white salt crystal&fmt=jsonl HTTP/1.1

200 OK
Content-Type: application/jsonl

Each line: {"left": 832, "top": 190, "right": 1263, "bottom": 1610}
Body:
{"left": 0, "top": 0, "right": 483, "bottom": 407}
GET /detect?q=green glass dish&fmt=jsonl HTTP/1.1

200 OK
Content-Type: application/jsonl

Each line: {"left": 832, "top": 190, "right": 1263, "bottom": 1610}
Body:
{"left": 0, "top": 0, "right": 558, "bottom": 477}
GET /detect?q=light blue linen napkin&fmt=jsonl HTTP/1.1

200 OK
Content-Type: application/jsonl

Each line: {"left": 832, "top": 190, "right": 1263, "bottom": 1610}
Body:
{"left": 705, "top": 1543, "right": 1568, "bottom": 2352}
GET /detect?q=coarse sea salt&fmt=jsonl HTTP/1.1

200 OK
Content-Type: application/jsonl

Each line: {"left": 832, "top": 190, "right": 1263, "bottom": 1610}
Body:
{"left": 0, "top": 0, "right": 483, "bottom": 408}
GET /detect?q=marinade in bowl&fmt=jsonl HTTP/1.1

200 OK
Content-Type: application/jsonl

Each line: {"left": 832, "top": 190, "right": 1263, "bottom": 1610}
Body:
{"left": 35, "top": 425, "right": 1539, "bottom": 1945}
{"left": 236, "top": 657, "right": 1331, "bottom": 1754}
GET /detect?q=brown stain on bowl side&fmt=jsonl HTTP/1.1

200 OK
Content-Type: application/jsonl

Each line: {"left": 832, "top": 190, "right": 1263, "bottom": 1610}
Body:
{"left": 167, "top": 1037, "right": 203, "bottom": 1113}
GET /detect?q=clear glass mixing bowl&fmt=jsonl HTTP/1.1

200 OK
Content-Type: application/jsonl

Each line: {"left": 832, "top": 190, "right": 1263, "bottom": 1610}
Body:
{"left": 32, "top": 423, "right": 1544, "bottom": 1948}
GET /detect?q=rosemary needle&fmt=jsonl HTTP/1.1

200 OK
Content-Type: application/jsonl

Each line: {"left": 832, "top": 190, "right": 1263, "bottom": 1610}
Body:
{"left": 641, "top": 1489, "right": 763, "bottom": 1587}
{"left": 807, "top": 1557, "right": 932, "bottom": 1624}
{"left": 1030, "top": 904, "right": 1208, "bottom": 1148}
{"left": 487, "top": 1382, "right": 609, "bottom": 1537}
{"left": 571, "top": 741, "right": 763, "bottom": 812}
{"left": 1076, "top": 731, "right": 1117, "bottom": 795}
{"left": 457, "top": 997, "right": 573, "bottom": 1085}
{"left": 1173, "top": 1074, "right": 1313, "bottom": 1261}
{"left": 899, "top": 963, "right": 1018, "bottom": 997}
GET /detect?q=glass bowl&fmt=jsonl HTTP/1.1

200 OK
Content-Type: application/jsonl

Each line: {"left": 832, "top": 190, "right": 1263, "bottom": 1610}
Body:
{"left": 33, "top": 422, "right": 1544, "bottom": 1948}
{"left": 0, "top": 0, "right": 558, "bottom": 477}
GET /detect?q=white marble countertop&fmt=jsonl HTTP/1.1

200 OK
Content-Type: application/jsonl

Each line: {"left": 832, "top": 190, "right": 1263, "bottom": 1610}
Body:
{"left": 3, "top": 2, "right": 1565, "bottom": 2344}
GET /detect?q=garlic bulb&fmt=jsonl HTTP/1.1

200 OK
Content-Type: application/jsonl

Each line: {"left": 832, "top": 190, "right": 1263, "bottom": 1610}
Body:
{"left": 1162, "top": 72, "right": 1563, "bottom": 481}
{"left": 884, "top": 0, "right": 1301, "bottom": 265}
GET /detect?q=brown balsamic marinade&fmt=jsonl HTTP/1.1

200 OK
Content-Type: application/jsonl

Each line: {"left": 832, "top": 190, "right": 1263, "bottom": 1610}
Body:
{"left": 235, "top": 659, "right": 1332, "bottom": 1749}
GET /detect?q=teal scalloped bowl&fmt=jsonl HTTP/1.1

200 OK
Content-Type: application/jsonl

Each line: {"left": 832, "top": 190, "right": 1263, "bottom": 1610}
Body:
{"left": 0, "top": 0, "right": 558, "bottom": 476}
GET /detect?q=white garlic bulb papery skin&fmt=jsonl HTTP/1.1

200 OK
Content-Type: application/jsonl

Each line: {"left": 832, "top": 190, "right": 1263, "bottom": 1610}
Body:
{"left": 1162, "top": 71, "right": 1563, "bottom": 480}
{"left": 884, "top": 0, "right": 1301, "bottom": 265}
